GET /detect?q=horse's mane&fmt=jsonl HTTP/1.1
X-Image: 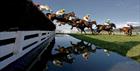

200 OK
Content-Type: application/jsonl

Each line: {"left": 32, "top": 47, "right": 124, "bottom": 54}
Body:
{"left": 130, "top": 25, "right": 134, "bottom": 29}
{"left": 110, "top": 23, "right": 116, "bottom": 28}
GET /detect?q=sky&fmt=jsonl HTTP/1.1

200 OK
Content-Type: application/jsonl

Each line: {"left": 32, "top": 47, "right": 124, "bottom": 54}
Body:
{"left": 33, "top": 0, "right": 140, "bottom": 32}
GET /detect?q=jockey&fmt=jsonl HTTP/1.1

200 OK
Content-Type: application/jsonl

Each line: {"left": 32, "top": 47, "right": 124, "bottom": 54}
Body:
{"left": 34, "top": 3, "right": 52, "bottom": 12}
{"left": 69, "top": 16, "right": 75, "bottom": 20}
{"left": 104, "top": 19, "right": 111, "bottom": 25}
{"left": 83, "top": 14, "right": 91, "bottom": 22}
{"left": 69, "top": 14, "right": 76, "bottom": 21}
{"left": 56, "top": 9, "right": 65, "bottom": 18}
{"left": 83, "top": 14, "right": 91, "bottom": 25}
{"left": 39, "top": 5, "right": 52, "bottom": 12}
{"left": 102, "top": 18, "right": 112, "bottom": 29}
{"left": 124, "top": 24, "right": 133, "bottom": 30}
{"left": 124, "top": 24, "right": 131, "bottom": 28}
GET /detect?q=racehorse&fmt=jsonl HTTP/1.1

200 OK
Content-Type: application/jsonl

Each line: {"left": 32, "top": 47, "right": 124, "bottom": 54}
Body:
{"left": 55, "top": 41, "right": 96, "bottom": 61}
{"left": 70, "top": 19, "right": 97, "bottom": 34}
{"left": 46, "top": 12, "right": 76, "bottom": 26}
{"left": 96, "top": 23, "right": 116, "bottom": 35}
{"left": 119, "top": 25, "right": 134, "bottom": 36}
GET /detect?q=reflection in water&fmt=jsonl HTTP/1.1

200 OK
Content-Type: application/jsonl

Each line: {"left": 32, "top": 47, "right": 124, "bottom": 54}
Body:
{"left": 46, "top": 39, "right": 112, "bottom": 69}
{"left": 30, "top": 35, "right": 140, "bottom": 71}
{"left": 103, "top": 49, "right": 111, "bottom": 56}
{"left": 55, "top": 40, "right": 96, "bottom": 62}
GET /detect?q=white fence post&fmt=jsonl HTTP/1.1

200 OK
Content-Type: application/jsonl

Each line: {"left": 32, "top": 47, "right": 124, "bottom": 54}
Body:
{"left": 38, "top": 31, "right": 42, "bottom": 42}
{"left": 13, "top": 31, "right": 24, "bottom": 54}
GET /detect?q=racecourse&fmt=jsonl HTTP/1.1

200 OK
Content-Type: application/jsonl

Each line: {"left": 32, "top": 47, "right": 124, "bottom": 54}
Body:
{"left": 69, "top": 34, "right": 140, "bottom": 62}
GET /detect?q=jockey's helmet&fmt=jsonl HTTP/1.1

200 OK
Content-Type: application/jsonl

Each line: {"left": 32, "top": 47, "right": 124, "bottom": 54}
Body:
{"left": 87, "top": 14, "right": 90, "bottom": 16}
{"left": 127, "top": 24, "right": 130, "bottom": 26}
{"left": 61, "top": 9, "right": 65, "bottom": 12}
{"left": 107, "top": 19, "right": 111, "bottom": 21}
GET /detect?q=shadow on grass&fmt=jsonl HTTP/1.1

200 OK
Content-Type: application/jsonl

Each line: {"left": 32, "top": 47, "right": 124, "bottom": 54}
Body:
{"left": 69, "top": 34, "right": 140, "bottom": 62}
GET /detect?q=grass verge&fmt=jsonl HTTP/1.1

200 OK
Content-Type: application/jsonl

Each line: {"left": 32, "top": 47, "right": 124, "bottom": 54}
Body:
{"left": 69, "top": 34, "right": 140, "bottom": 62}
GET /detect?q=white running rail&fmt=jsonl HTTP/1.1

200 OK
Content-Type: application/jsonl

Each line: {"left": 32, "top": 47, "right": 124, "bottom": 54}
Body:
{"left": 0, "top": 31, "right": 55, "bottom": 70}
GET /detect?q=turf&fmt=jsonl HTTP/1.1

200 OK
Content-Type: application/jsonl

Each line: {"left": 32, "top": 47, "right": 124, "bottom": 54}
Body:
{"left": 69, "top": 34, "right": 140, "bottom": 62}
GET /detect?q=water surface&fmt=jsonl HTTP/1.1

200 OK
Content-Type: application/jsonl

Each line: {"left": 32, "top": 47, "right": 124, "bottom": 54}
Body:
{"left": 45, "top": 34, "right": 140, "bottom": 71}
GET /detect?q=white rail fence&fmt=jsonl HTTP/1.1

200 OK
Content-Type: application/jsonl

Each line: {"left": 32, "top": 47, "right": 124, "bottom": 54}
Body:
{"left": 0, "top": 31, "right": 55, "bottom": 70}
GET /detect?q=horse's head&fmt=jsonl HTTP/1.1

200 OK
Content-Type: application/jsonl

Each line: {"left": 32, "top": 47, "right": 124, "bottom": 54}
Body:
{"left": 109, "top": 23, "right": 116, "bottom": 28}
{"left": 130, "top": 25, "right": 134, "bottom": 29}
{"left": 90, "top": 20, "right": 97, "bottom": 25}
{"left": 68, "top": 12, "right": 76, "bottom": 17}
{"left": 46, "top": 13, "right": 56, "bottom": 21}
{"left": 65, "top": 12, "right": 76, "bottom": 19}
{"left": 79, "top": 19, "right": 86, "bottom": 25}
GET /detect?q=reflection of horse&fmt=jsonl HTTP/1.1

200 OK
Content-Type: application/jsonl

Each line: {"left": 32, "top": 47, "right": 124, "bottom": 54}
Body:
{"left": 53, "top": 40, "right": 112, "bottom": 64}
{"left": 51, "top": 53, "right": 74, "bottom": 67}
{"left": 119, "top": 25, "right": 133, "bottom": 36}
{"left": 96, "top": 23, "right": 116, "bottom": 35}
{"left": 38, "top": 39, "right": 74, "bottom": 67}
{"left": 70, "top": 19, "right": 97, "bottom": 34}
{"left": 103, "top": 49, "right": 111, "bottom": 56}
{"left": 55, "top": 40, "right": 96, "bottom": 61}
{"left": 46, "top": 12, "right": 76, "bottom": 26}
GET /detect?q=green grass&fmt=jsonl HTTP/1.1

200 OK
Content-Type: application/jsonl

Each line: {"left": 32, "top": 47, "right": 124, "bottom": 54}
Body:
{"left": 69, "top": 34, "right": 140, "bottom": 62}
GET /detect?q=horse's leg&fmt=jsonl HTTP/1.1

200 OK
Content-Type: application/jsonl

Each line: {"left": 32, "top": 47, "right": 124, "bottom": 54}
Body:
{"left": 130, "top": 30, "right": 132, "bottom": 36}
{"left": 109, "top": 30, "right": 112, "bottom": 35}
{"left": 81, "top": 28, "right": 86, "bottom": 35}
{"left": 81, "top": 30, "right": 82, "bottom": 34}
{"left": 76, "top": 27, "right": 80, "bottom": 31}
{"left": 84, "top": 30, "right": 86, "bottom": 35}
{"left": 90, "top": 27, "right": 94, "bottom": 35}
{"left": 112, "top": 31, "right": 115, "bottom": 35}
{"left": 128, "top": 30, "right": 130, "bottom": 36}
{"left": 71, "top": 26, "right": 73, "bottom": 30}
{"left": 108, "top": 31, "right": 111, "bottom": 35}
{"left": 125, "top": 30, "right": 129, "bottom": 36}
{"left": 125, "top": 32, "right": 127, "bottom": 35}
{"left": 98, "top": 30, "right": 102, "bottom": 35}
{"left": 128, "top": 30, "right": 132, "bottom": 36}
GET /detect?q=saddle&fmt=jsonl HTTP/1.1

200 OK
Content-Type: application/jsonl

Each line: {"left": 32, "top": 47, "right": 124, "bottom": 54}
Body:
{"left": 105, "top": 25, "right": 111, "bottom": 29}
{"left": 76, "top": 21, "right": 80, "bottom": 23}
{"left": 56, "top": 15, "right": 65, "bottom": 19}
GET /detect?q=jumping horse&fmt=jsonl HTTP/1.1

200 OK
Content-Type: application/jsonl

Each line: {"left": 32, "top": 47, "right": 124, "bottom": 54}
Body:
{"left": 70, "top": 19, "right": 97, "bottom": 34}
{"left": 46, "top": 12, "right": 76, "bottom": 26}
{"left": 96, "top": 23, "right": 116, "bottom": 35}
{"left": 119, "top": 25, "right": 133, "bottom": 36}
